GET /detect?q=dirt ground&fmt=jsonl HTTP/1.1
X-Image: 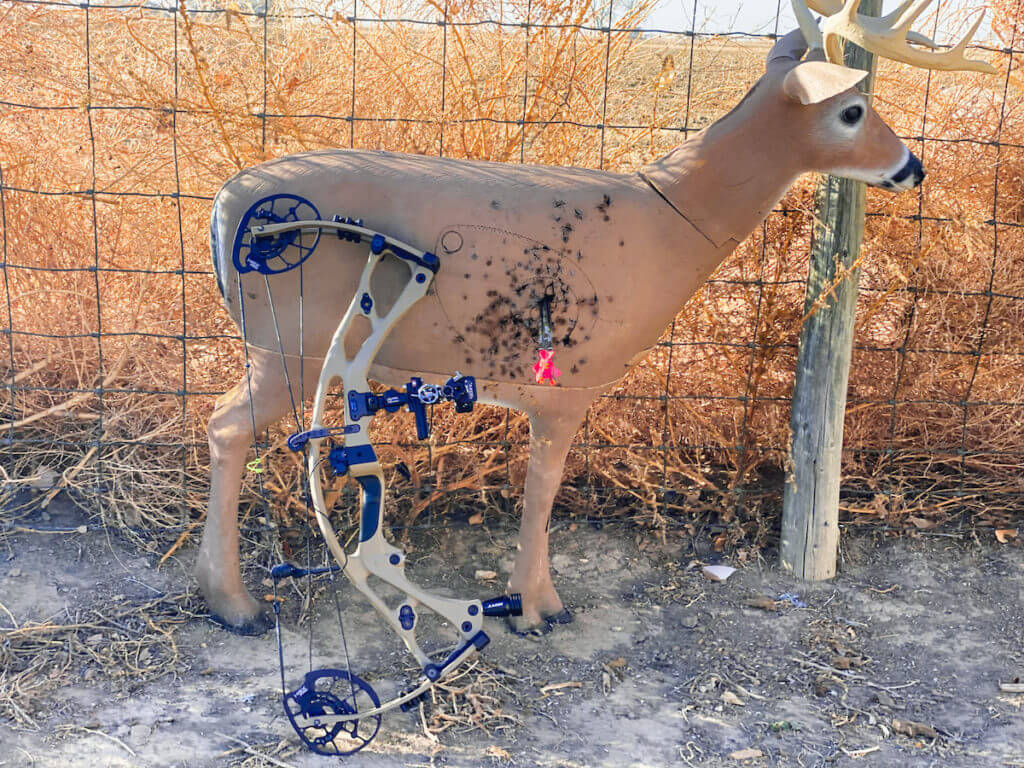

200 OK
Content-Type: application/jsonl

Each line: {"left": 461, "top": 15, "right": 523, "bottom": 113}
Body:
{"left": 1, "top": 497, "right": 1022, "bottom": 768}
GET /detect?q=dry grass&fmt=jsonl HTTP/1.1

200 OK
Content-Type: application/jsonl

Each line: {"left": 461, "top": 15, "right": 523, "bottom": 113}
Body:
{"left": 0, "top": 591, "right": 201, "bottom": 726}
{"left": 0, "top": 0, "right": 1022, "bottom": 554}
{"left": 421, "top": 658, "right": 523, "bottom": 739}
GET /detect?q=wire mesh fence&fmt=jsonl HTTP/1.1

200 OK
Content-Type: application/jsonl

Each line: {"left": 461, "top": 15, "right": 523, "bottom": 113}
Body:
{"left": 1, "top": 0, "right": 1022, "bottom": 559}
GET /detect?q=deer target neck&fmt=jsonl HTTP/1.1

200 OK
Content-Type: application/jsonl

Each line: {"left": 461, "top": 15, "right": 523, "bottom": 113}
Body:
{"left": 641, "top": 79, "right": 803, "bottom": 250}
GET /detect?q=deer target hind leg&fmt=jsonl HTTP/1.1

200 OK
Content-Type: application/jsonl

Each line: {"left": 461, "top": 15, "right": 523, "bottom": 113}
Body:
{"left": 197, "top": 345, "right": 320, "bottom": 635}
{"left": 507, "top": 401, "right": 590, "bottom": 635}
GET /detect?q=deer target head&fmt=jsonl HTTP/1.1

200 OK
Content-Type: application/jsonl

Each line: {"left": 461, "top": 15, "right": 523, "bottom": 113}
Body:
{"left": 763, "top": 1, "right": 995, "bottom": 191}
{"left": 779, "top": 58, "right": 923, "bottom": 191}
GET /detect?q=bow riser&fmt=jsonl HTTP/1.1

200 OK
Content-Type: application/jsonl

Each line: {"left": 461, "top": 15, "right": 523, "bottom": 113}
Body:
{"left": 303, "top": 232, "right": 485, "bottom": 652}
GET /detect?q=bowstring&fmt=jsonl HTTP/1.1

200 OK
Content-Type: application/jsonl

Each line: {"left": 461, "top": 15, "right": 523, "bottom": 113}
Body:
{"left": 236, "top": 278, "right": 269, "bottom": 576}
{"left": 262, "top": 273, "right": 301, "bottom": 430}
{"left": 234, "top": 250, "right": 301, "bottom": 718}
{"left": 261, "top": 269, "right": 314, "bottom": 675}
{"left": 273, "top": 576, "right": 287, "bottom": 697}
{"left": 330, "top": 559, "right": 359, "bottom": 722}
{"left": 299, "top": 256, "right": 313, "bottom": 675}
{"left": 236, "top": 264, "right": 287, "bottom": 704}
{"left": 262, "top": 229, "right": 359, "bottom": 723}
{"left": 259, "top": 269, "right": 312, "bottom": 676}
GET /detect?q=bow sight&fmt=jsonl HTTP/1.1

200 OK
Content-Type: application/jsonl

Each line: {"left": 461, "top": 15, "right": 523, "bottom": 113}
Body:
{"left": 233, "top": 195, "right": 522, "bottom": 756}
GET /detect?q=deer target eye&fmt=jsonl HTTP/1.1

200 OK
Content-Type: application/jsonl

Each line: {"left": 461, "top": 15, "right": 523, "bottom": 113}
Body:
{"left": 841, "top": 105, "right": 864, "bottom": 125}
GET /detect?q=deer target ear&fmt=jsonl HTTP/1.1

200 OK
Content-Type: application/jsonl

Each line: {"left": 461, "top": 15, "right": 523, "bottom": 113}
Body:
{"left": 782, "top": 60, "right": 867, "bottom": 104}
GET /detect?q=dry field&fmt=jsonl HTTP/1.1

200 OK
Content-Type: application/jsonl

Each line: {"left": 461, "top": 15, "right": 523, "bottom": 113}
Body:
{"left": 1, "top": 1, "right": 1022, "bottom": 553}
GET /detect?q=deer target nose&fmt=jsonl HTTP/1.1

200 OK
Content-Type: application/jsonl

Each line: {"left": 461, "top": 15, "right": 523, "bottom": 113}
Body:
{"left": 880, "top": 153, "right": 925, "bottom": 191}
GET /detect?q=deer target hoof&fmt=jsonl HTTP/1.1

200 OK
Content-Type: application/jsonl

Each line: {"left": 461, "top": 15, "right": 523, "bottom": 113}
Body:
{"left": 506, "top": 607, "right": 572, "bottom": 636}
{"left": 208, "top": 609, "right": 274, "bottom": 637}
{"left": 506, "top": 615, "right": 554, "bottom": 637}
{"left": 545, "top": 608, "right": 574, "bottom": 626}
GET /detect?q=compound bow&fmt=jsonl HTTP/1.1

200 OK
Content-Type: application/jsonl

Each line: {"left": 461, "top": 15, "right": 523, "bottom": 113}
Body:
{"left": 231, "top": 196, "right": 522, "bottom": 756}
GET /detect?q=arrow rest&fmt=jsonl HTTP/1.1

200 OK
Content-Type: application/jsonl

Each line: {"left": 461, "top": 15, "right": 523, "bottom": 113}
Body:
{"left": 239, "top": 204, "right": 522, "bottom": 756}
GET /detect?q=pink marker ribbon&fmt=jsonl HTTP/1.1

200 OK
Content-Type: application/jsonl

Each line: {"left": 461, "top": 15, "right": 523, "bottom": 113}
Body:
{"left": 532, "top": 349, "right": 562, "bottom": 386}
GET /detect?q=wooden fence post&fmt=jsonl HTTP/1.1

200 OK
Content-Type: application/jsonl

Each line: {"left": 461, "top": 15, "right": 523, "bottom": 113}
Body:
{"left": 780, "top": 0, "right": 882, "bottom": 580}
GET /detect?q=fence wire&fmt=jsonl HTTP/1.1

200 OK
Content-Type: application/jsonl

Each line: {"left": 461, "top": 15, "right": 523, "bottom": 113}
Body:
{"left": 1, "top": 0, "right": 1021, "bottom": 559}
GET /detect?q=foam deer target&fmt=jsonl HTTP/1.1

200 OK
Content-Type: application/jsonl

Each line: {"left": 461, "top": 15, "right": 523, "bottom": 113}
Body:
{"left": 199, "top": 5, "right": 993, "bottom": 755}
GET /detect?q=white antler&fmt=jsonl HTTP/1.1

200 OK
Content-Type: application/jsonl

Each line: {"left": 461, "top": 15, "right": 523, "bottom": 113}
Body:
{"left": 793, "top": 0, "right": 997, "bottom": 74}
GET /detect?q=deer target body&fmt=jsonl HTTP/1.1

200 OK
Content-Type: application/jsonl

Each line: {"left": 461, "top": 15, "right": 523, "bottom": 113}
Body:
{"left": 211, "top": 151, "right": 698, "bottom": 389}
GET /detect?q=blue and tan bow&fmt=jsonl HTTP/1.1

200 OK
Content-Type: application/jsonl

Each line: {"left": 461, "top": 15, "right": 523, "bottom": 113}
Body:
{"left": 233, "top": 195, "right": 522, "bottom": 756}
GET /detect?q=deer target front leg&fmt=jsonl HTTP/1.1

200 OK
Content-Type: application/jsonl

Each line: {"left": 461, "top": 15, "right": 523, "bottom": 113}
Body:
{"left": 508, "top": 401, "right": 591, "bottom": 635}
{"left": 197, "top": 345, "right": 319, "bottom": 634}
